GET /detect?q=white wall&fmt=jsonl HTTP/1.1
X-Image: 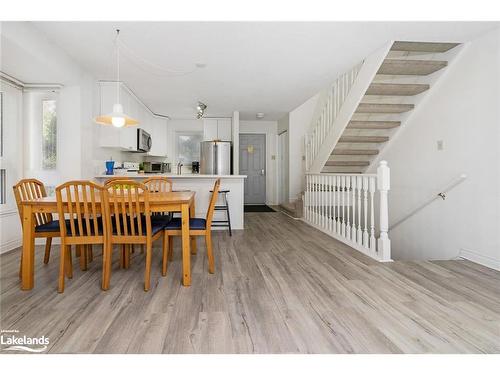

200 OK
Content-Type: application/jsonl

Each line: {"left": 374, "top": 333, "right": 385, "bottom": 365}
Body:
{"left": 288, "top": 94, "right": 319, "bottom": 201}
{"left": 240, "top": 120, "right": 279, "bottom": 205}
{"left": 367, "top": 28, "right": 500, "bottom": 269}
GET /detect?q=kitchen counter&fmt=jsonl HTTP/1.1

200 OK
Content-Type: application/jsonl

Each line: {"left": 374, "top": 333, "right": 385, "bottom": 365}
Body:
{"left": 94, "top": 173, "right": 246, "bottom": 230}
{"left": 94, "top": 173, "right": 246, "bottom": 179}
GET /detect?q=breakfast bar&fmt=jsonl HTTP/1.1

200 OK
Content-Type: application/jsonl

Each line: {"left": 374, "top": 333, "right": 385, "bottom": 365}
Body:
{"left": 93, "top": 174, "right": 247, "bottom": 230}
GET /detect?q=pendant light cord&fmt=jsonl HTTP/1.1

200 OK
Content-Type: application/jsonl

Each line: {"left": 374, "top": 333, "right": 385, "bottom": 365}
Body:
{"left": 116, "top": 29, "right": 120, "bottom": 105}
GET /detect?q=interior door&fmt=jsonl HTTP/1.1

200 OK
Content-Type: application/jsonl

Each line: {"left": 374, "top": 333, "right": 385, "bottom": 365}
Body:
{"left": 239, "top": 134, "right": 266, "bottom": 204}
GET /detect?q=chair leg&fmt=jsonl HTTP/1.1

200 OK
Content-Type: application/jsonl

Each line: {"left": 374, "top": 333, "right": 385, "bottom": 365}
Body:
{"left": 162, "top": 233, "right": 168, "bottom": 277}
{"left": 66, "top": 246, "right": 73, "bottom": 279}
{"left": 226, "top": 197, "right": 232, "bottom": 237}
{"left": 102, "top": 242, "right": 113, "bottom": 290}
{"left": 79, "top": 245, "right": 88, "bottom": 271}
{"left": 124, "top": 245, "right": 131, "bottom": 269}
{"left": 75, "top": 245, "right": 81, "bottom": 258}
{"left": 19, "top": 253, "right": 23, "bottom": 279}
{"left": 58, "top": 245, "right": 67, "bottom": 293}
{"left": 168, "top": 237, "right": 174, "bottom": 261}
{"left": 144, "top": 240, "right": 153, "bottom": 291}
{"left": 140, "top": 245, "right": 144, "bottom": 254}
{"left": 44, "top": 237, "right": 52, "bottom": 264}
{"left": 88, "top": 245, "right": 93, "bottom": 263}
{"left": 206, "top": 232, "right": 214, "bottom": 274}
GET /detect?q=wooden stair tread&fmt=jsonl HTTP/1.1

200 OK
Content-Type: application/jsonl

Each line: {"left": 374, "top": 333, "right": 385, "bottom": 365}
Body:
{"left": 366, "top": 83, "right": 430, "bottom": 96}
{"left": 325, "top": 161, "right": 370, "bottom": 167}
{"left": 356, "top": 103, "right": 414, "bottom": 113}
{"left": 378, "top": 59, "right": 447, "bottom": 75}
{"left": 339, "top": 136, "right": 389, "bottom": 143}
{"left": 391, "top": 41, "right": 460, "bottom": 53}
{"left": 348, "top": 121, "right": 400, "bottom": 129}
{"left": 332, "top": 149, "right": 379, "bottom": 155}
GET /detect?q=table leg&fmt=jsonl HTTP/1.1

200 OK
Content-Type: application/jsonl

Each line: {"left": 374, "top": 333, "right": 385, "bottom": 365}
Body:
{"left": 189, "top": 199, "right": 197, "bottom": 255}
{"left": 21, "top": 205, "right": 35, "bottom": 290}
{"left": 181, "top": 203, "right": 191, "bottom": 286}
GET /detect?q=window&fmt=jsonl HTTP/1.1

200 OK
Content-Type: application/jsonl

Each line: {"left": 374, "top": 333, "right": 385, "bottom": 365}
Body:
{"left": 42, "top": 99, "right": 57, "bottom": 170}
{"left": 176, "top": 132, "right": 202, "bottom": 164}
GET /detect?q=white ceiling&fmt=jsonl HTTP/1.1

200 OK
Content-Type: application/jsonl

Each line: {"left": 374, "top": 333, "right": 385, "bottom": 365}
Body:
{"left": 24, "top": 22, "right": 500, "bottom": 120}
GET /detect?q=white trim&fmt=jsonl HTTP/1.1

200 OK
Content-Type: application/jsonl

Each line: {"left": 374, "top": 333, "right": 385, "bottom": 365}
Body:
{"left": 459, "top": 248, "right": 500, "bottom": 271}
{"left": 0, "top": 237, "right": 22, "bottom": 254}
{"left": 0, "top": 209, "right": 18, "bottom": 217}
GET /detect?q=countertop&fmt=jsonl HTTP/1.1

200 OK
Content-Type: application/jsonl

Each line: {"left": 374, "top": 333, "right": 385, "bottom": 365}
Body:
{"left": 94, "top": 173, "right": 247, "bottom": 179}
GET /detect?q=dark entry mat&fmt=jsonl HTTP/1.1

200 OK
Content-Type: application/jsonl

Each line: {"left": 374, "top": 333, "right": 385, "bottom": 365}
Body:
{"left": 244, "top": 205, "right": 276, "bottom": 212}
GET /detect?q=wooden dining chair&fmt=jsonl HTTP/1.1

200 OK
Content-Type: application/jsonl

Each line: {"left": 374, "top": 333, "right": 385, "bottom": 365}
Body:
{"left": 102, "top": 180, "right": 167, "bottom": 291}
{"left": 55, "top": 181, "right": 108, "bottom": 293}
{"left": 164, "top": 179, "right": 220, "bottom": 275}
{"left": 13, "top": 179, "right": 58, "bottom": 277}
{"left": 143, "top": 176, "right": 173, "bottom": 193}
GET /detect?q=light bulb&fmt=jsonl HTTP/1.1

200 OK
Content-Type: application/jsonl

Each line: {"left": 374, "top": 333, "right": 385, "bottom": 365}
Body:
{"left": 111, "top": 116, "right": 126, "bottom": 128}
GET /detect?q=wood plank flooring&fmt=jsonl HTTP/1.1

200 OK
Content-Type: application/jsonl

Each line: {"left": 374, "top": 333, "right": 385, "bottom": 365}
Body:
{"left": 1, "top": 212, "right": 499, "bottom": 353}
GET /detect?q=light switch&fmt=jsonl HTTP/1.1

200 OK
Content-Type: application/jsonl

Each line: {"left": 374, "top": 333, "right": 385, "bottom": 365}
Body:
{"left": 271, "top": 155, "right": 276, "bottom": 160}
{"left": 437, "top": 140, "right": 444, "bottom": 151}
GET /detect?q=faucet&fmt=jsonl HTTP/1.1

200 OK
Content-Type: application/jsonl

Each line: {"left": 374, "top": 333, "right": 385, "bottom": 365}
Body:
{"left": 177, "top": 162, "right": 183, "bottom": 175}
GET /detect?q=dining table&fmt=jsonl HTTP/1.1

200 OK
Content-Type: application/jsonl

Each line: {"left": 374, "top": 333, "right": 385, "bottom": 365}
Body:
{"left": 19, "top": 190, "right": 196, "bottom": 290}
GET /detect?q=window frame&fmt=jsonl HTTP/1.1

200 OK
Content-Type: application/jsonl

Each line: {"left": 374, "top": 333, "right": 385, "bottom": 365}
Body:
{"left": 174, "top": 131, "right": 203, "bottom": 165}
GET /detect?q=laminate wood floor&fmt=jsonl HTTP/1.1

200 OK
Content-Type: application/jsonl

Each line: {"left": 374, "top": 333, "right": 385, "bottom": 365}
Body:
{"left": 1, "top": 212, "right": 499, "bottom": 353}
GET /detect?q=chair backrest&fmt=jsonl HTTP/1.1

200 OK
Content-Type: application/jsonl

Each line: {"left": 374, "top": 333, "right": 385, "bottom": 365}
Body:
{"left": 143, "top": 177, "right": 173, "bottom": 193}
{"left": 206, "top": 179, "right": 221, "bottom": 227}
{"left": 55, "top": 181, "right": 107, "bottom": 242}
{"left": 13, "top": 178, "right": 52, "bottom": 227}
{"left": 104, "top": 179, "right": 152, "bottom": 239}
{"left": 104, "top": 176, "right": 136, "bottom": 185}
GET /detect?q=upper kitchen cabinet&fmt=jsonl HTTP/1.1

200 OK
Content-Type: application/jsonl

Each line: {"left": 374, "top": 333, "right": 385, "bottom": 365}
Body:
{"left": 148, "top": 117, "right": 168, "bottom": 157}
{"left": 203, "top": 118, "right": 232, "bottom": 141}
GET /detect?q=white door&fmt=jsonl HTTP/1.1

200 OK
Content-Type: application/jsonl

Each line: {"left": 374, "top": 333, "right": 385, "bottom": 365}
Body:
{"left": 240, "top": 134, "right": 266, "bottom": 204}
{"left": 278, "top": 131, "right": 289, "bottom": 204}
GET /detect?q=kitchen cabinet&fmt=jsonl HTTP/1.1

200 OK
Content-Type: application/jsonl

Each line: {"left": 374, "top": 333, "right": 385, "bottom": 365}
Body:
{"left": 203, "top": 118, "right": 232, "bottom": 141}
{"left": 98, "top": 82, "right": 166, "bottom": 153}
{"left": 148, "top": 118, "right": 168, "bottom": 157}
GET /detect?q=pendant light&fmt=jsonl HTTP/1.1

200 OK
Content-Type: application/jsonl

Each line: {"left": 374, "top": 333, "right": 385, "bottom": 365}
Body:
{"left": 95, "top": 29, "right": 138, "bottom": 127}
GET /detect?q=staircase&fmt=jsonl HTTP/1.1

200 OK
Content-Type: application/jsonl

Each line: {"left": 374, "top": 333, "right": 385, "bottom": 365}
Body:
{"left": 321, "top": 41, "right": 461, "bottom": 173}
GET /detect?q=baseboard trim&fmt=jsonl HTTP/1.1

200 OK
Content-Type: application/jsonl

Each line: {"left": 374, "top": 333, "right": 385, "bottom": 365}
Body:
{"left": 0, "top": 237, "right": 22, "bottom": 254}
{"left": 459, "top": 248, "right": 500, "bottom": 271}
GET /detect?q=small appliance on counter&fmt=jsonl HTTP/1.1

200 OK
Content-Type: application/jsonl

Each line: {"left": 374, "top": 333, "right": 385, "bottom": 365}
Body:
{"left": 143, "top": 161, "right": 170, "bottom": 174}
{"left": 192, "top": 161, "right": 200, "bottom": 174}
{"left": 123, "top": 162, "right": 140, "bottom": 172}
{"left": 200, "top": 140, "right": 232, "bottom": 175}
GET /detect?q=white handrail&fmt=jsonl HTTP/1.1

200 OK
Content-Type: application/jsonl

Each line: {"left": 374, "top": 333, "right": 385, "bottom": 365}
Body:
{"left": 390, "top": 174, "right": 467, "bottom": 230}
{"left": 305, "top": 62, "right": 363, "bottom": 171}
{"left": 303, "top": 160, "right": 391, "bottom": 262}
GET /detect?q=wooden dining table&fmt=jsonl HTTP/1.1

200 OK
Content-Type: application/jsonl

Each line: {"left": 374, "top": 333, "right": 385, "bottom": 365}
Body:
{"left": 19, "top": 191, "right": 196, "bottom": 290}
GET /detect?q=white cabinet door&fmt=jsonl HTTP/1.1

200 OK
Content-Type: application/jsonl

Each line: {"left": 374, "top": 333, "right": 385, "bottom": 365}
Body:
{"left": 217, "top": 118, "right": 232, "bottom": 141}
{"left": 119, "top": 90, "right": 137, "bottom": 151}
{"left": 99, "top": 84, "right": 121, "bottom": 148}
{"left": 203, "top": 119, "right": 218, "bottom": 141}
{"left": 148, "top": 118, "right": 168, "bottom": 157}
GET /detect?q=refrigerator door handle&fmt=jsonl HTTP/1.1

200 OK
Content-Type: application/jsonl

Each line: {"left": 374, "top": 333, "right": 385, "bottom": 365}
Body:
{"left": 214, "top": 143, "right": 218, "bottom": 175}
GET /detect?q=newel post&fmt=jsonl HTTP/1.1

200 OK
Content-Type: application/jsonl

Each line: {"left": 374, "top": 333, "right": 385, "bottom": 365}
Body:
{"left": 376, "top": 160, "right": 391, "bottom": 261}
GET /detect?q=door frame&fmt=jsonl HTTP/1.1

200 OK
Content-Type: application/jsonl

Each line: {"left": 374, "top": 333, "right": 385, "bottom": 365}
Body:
{"left": 239, "top": 133, "right": 267, "bottom": 205}
{"left": 277, "top": 130, "right": 288, "bottom": 205}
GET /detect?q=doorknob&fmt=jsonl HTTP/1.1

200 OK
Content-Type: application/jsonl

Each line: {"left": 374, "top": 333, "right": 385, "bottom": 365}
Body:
{"left": 261, "top": 169, "right": 265, "bottom": 175}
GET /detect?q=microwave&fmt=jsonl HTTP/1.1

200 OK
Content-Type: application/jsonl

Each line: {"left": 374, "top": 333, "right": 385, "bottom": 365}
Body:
{"left": 143, "top": 162, "right": 170, "bottom": 174}
{"left": 136, "top": 128, "right": 152, "bottom": 153}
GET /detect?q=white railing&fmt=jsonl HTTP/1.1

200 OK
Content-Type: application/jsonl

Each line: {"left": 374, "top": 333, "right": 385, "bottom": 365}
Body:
{"left": 303, "top": 161, "right": 391, "bottom": 261}
{"left": 305, "top": 62, "right": 363, "bottom": 171}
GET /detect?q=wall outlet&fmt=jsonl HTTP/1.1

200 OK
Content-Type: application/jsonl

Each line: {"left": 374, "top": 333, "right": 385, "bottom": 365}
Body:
{"left": 271, "top": 155, "right": 276, "bottom": 160}
{"left": 437, "top": 140, "right": 444, "bottom": 151}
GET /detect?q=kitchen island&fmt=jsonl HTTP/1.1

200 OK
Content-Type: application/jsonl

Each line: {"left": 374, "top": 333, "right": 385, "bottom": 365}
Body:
{"left": 94, "top": 174, "right": 246, "bottom": 230}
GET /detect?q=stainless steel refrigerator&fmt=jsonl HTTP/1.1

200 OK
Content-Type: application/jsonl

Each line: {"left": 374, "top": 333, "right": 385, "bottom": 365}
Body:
{"left": 200, "top": 141, "right": 232, "bottom": 175}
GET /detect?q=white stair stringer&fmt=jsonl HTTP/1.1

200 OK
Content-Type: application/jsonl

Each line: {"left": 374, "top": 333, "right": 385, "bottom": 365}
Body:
{"left": 307, "top": 42, "right": 393, "bottom": 174}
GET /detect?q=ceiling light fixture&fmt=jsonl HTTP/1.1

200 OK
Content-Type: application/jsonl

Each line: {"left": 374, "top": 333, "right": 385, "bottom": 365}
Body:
{"left": 256, "top": 112, "right": 265, "bottom": 119}
{"left": 196, "top": 102, "right": 207, "bottom": 119}
{"left": 95, "top": 29, "right": 138, "bottom": 128}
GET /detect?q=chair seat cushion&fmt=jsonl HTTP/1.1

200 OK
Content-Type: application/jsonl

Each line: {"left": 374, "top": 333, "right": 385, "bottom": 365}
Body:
{"left": 36, "top": 219, "right": 103, "bottom": 236}
{"left": 35, "top": 220, "right": 62, "bottom": 233}
{"left": 112, "top": 216, "right": 168, "bottom": 236}
{"left": 165, "top": 217, "right": 206, "bottom": 230}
